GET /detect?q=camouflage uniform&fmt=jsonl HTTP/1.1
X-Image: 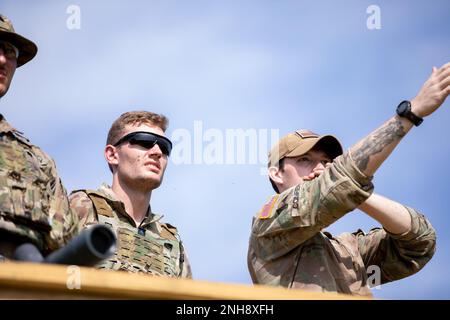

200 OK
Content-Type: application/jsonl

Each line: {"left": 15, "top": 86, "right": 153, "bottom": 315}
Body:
{"left": 69, "top": 184, "right": 192, "bottom": 278}
{"left": 0, "top": 115, "right": 79, "bottom": 257}
{"left": 248, "top": 152, "right": 436, "bottom": 296}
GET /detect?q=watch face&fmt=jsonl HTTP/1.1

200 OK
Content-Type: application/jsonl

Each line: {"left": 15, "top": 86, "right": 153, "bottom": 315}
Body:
{"left": 396, "top": 100, "right": 422, "bottom": 126}
{"left": 397, "top": 101, "right": 409, "bottom": 115}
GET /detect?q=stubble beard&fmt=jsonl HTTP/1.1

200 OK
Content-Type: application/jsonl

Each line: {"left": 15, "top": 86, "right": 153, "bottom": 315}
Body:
{"left": 130, "top": 172, "right": 164, "bottom": 193}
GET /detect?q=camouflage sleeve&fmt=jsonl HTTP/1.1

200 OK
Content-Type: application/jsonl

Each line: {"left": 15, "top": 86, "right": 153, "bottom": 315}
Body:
{"left": 251, "top": 152, "right": 374, "bottom": 261}
{"left": 68, "top": 190, "right": 99, "bottom": 227}
{"left": 355, "top": 207, "right": 436, "bottom": 284}
{"left": 46, "top": 158, "right": 80, "bottom": 251}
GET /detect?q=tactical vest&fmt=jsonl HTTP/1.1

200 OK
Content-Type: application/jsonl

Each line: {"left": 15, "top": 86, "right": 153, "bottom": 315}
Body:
{"left": 0, "top": 131, "right": 55, "bottom": 249}
{"left": 84, "top": 190, "right": 184, "bottom": 277}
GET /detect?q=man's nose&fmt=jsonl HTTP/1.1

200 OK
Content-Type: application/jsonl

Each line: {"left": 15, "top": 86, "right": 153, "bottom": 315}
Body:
{"left": 0, "top": 50, "right": 6, "bottom": 64}
{"left": 147, "top": 143, "right": 163, "bottom": 157}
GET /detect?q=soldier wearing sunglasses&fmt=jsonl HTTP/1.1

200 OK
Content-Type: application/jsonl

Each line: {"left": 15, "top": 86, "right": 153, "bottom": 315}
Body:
{"left": 0, "top": 14, "right": 79, "bottom": 260}
{"left": 69, "top": 111, "right": 192, "bottom": 278}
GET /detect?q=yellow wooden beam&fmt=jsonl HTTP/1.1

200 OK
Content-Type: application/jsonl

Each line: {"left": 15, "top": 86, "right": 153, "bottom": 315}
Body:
{"left": 0, "top": 262, "right": 369, "bottom": 300}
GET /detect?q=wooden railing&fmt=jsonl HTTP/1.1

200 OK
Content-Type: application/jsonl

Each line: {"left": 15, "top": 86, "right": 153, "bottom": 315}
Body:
{"left": 0, "top": 262, "right": 368, "bottom": 299}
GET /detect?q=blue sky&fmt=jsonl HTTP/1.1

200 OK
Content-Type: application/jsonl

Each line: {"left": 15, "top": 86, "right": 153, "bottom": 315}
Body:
{"left": 1, "top": 1, "right": 449, "bottom": 299}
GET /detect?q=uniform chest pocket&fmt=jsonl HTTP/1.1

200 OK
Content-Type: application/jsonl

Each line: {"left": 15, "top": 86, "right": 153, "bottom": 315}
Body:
{"left": 0, "top": 172, "right": 52, "bottom": 232}
{"left": 114, "top": 227, "right": 181, "bottom": 276}
{"left": 0, "top": 138, "right": 53, "bottom": 232}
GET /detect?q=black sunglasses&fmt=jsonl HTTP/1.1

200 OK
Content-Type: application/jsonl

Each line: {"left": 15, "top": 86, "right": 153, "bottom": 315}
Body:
{"left": 113, "top": 131, "right": 172, "bottom": 156}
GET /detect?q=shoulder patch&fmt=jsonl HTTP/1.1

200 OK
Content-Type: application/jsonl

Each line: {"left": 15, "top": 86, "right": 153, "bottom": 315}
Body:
{"left": 258, "top": 194, "right": 280, "bottom": 219}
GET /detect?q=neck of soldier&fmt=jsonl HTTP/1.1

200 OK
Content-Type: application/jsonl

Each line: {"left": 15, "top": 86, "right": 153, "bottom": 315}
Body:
{"left": 111, "top": 178, "right": 152, "bottom": 227}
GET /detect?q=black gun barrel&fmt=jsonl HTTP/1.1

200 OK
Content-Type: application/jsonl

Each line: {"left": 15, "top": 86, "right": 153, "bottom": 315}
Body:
{"left": 45, "top": 224, "right": 116, "bottom": 265}
{"left": 13, "top": 224, "right": 116, "bottom": 266}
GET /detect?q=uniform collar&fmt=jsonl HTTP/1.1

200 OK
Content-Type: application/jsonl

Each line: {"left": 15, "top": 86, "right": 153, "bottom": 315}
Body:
{"left": 97, "top": 183, "right": 163, "bottom": 227}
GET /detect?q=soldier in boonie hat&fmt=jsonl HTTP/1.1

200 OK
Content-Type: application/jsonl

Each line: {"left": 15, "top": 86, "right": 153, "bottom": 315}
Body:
{"left": 1, "top": 14, "right": 79, "bottom": 261}
{"left": 0, "top": 14, "right": 37, "bottom": 67}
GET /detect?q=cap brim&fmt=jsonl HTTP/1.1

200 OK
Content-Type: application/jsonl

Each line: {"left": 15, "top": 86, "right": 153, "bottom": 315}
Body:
{"left": 0, "top": 30, "right": 37, "bottom": 67}
{"left": 285, "top": 135, "right": 343, "bottom": 160}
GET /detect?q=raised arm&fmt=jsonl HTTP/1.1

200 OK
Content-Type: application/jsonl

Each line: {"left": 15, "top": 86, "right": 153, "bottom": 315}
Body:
{"left": 350, "top": 63, "right": 450, "bottom": 177}
{"left": 358, "top": 193, "right": 411, "bottom": 234}
{"left": 351, "top": 63, "right": 449, "bottom": 234}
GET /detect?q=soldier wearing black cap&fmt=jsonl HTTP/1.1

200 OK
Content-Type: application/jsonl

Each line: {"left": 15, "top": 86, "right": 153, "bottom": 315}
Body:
{"left": 248, "top": 61, "right": 450, "bottom": 296}
{"left": 0, "top": 14, "right": 79, "bottom": 260}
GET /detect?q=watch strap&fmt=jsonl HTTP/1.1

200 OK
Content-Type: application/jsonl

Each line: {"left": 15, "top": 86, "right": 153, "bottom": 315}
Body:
{"left": 397, "top": 100, "right": 423, "bottom": 126}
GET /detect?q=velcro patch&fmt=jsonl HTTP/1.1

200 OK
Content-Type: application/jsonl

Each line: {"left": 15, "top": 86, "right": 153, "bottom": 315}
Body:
{"left": 258, "top": 195, "right": 280, "bottom": 219}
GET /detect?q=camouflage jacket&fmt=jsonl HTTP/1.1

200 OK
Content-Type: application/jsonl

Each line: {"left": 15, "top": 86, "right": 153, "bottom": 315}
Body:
{"left": 0, "top": 114, "right": 79, "bottom": 255}
{"left": 69, "top": 184, "right": 192, "bottom": 279}
{"left": 248, "top": 153, "right": 436, "bottom": 296}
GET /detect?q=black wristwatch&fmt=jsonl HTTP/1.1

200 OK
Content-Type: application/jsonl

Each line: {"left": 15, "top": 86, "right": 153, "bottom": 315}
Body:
{"left": 396, "top": 100, "right": 423, "bottom": 126}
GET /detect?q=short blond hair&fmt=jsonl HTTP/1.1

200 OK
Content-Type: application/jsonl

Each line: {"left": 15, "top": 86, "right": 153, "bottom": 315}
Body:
{"left": 107, "top": 111, "right": 168, "bottom": 146}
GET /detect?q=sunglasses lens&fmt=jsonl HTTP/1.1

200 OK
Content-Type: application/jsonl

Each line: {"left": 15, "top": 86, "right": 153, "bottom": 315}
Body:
{"left": 129, "top": 139, "right": 155, "bottom": 149}
{"left": 127, "top": 133, "right": 172, "bottom": 156}
{"left": 157, "top": 141, "right": 171, "bottom": 156}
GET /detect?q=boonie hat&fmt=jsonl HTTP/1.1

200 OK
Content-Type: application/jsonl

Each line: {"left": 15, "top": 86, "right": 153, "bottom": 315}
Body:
{"left": 0, "top": 14, "right": 37, "bottom": 67}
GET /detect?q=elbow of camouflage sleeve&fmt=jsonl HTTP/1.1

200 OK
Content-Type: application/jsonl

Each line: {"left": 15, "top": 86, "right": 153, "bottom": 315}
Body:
{"left": 321, "top": 153, "right": 375, "bottom": 217}
{"left": 384, "top": 208, "right": 437, "bottom": 279}
{"left": 387, "top": 207, "right": 436, "bottom": 243}
{"left": 338, "top": 152, "right": 374, "bottom": 192}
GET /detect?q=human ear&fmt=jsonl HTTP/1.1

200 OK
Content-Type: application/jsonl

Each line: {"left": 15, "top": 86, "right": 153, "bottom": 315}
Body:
{"left": 104, "top": 145, "right": 119, "bottom": 167}
{"left": 268, "top": 166, "right": 283, "bottom": 185}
